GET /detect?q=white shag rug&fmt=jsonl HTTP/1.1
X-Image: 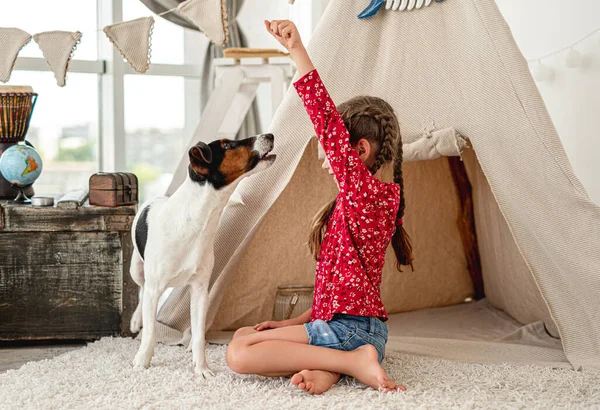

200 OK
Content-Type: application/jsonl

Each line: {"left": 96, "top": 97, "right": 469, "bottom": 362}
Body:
{"left": 1, "top": 337, "right": 599, "bottom": 410}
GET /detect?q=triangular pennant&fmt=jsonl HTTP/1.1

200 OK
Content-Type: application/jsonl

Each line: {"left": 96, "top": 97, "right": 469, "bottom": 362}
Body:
{"left": 33, "top": 31, "right": 82, "bottom": 87}
{"left": 103, "top": 17, "right": 154, "bottom": 74}
{"left": 177, "top": 0, "right": 228, "bottom": 46}
{"left": 0, "top": 28, "right": 32, "bottom": 83}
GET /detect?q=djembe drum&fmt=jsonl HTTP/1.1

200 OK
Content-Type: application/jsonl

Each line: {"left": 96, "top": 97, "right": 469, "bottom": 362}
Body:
{"left": 0, "top": 86, "right": 38, "bottom": 199}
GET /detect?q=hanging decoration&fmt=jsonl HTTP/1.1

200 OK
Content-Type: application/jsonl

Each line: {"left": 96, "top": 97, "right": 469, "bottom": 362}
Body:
{"left": 33, "top": 31, "right": 82, "bottom": 86}
{"left": 528, "top": 27, "right": 600, "bottom": 84}
{"left": 358, "top": 0, "right": 444, "bottom": 18}
{"left": 104, "top": 17, "right": 154, "bottom": 74}
{"left": 564, "top": 48, "right": 583, "bottom": 69}
{"left": 177, "top": 0, "right": 228, "bottom": 47}
{"left": 0, "top": 28, "right": 32, "bottom": 83}
{"left": 533, "top": 63, "right": 554, "bottom": 84}
{"left": 0, "top": 0, "right": 229, "bottom": 85}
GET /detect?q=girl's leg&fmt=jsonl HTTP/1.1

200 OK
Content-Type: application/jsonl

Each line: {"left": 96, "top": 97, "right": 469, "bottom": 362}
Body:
{"left": 226, "top": 325, "right": 398, "bottom": 391}
{"left": 228, "top": 326, "right": 342, "bottom": 393}
{"left": 231, "top": 326, "right": 257, "bottom": 340}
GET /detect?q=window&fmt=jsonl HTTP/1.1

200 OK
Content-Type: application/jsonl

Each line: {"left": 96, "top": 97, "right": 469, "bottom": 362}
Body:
{"left": 6, "top": 72, "right": 99, "bottom": 195}
{"left": 2, "top": 0, "right": 203, "bottom": 202}
{"left": 124, "top": 75, "right": 186, "bottom": 200}
{"left": 3, "top": 1, "right": 98, "bottom": 60}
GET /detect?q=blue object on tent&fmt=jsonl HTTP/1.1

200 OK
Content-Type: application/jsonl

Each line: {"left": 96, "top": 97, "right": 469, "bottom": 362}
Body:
{"left": 358, "top": 0, "right": 385, "bottom": 19}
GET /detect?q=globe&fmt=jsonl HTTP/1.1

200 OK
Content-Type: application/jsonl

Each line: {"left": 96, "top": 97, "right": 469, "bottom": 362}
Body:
{"left": 0, "top": 144, "right": 43, "bottom": 188}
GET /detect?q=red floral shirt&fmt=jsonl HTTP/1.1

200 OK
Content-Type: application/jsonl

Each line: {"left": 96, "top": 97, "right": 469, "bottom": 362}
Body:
{"left": 294, "top": 70, "right": 400, "bottom": 322}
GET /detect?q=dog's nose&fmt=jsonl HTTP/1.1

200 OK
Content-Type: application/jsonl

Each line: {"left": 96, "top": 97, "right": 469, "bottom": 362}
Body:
{"left": 263, "top": 133, "right": 274, "bottom": 141}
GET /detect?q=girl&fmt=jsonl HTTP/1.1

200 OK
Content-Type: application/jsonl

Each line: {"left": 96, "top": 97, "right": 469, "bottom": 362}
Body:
{"left": 225, "top": 19, "right": 412, "bottom": 395}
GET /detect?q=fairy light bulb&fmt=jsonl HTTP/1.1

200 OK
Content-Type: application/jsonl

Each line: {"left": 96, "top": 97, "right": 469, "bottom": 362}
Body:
{"left": 533, "top": 61, "right": 554, "bottom": 83}
{"left": 565, "top": 48, "right": 583, "bottom": 68}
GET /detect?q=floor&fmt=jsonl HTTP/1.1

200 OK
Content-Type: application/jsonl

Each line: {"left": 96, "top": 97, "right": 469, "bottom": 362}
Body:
{"left": 2, "top": 337, "right": 599, "bottom": 409}
{"left": 0, "top": 342, "right": 86, "bottom": 373}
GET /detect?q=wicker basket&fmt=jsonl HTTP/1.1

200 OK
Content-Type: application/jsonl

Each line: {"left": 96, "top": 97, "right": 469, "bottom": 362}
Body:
{"left": 272, "top": 285, "right": 314, "bottom": 321}
{"left": 0, "top": 86, "right": 38, "bottom": 143}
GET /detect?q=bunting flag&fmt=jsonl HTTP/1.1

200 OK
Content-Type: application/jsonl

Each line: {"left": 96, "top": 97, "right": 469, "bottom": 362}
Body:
{"left": 103, "top": 17, "right": 154, "bottom": 74}
{"left": 177, "top": 0, "right": 228, "bottom": 46}
{"left": 0, "top": 28, "right": 32, "bottom": 83}
{"left": 33, "top": 31, "right": 82, "bottom": 87}
{"left": 2, "top": 0, "right": 233, "bottom": 84}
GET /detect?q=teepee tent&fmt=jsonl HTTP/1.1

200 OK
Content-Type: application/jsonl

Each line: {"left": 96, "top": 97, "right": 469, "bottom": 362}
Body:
{"left": 156, "top": 0, "right": 600, "bottom": 371}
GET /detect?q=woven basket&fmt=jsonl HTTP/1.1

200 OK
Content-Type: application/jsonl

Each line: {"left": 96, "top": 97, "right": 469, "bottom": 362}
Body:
{"left": 272, "top": 285, "right": 314, "bottom": 322}
{"left": 0, "top": 86, "right": 38, "bottom": 143}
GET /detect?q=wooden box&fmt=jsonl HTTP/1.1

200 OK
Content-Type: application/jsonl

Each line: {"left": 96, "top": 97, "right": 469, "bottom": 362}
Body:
{"left": 0, "top": 203, "right": 138, "bottom": 341}
{"left": 89, "top": 172, "right": 138, "bottom": 207}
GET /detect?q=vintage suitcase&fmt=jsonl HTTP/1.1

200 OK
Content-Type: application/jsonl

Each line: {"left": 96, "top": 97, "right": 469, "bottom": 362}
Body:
{"left": 89, "top": 172, "right": 138, "bottom": 207}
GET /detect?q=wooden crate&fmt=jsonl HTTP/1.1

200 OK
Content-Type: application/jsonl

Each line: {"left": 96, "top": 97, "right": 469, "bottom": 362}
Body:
{"left": 0, "top": 203, "right": 138, "bottom": 341}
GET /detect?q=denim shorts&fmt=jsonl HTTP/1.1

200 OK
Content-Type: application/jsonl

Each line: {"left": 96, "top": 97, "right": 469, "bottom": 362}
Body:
{"left": 303, "top": 314, "right": 388, "bottom": 363}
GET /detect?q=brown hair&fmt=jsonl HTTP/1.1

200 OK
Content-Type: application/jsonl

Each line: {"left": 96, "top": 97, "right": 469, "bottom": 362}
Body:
{"left": 308, "top": 96, "right": 413, "bottom": 270}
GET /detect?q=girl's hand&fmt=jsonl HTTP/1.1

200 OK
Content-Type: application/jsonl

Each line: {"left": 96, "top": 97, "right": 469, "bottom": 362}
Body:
{"left": 254, "top": 320, "right": 287, "bottom": 331}
{"left": 264, "top": 20, "right": 304, "bottom": 52}
{"left": 264, "top": 19, "right": 315, "bottom": 77}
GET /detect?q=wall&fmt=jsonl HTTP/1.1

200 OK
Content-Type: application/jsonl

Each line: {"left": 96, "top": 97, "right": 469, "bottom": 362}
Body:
{"left": 496, "top": 0, "right": 600, "bottom": 204}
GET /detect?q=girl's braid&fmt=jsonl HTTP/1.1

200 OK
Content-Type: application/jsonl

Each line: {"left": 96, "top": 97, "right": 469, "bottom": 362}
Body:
{"left": 393, "top": 129, "right": 406, "bottom": 220}
{"left": 370, "top": 113, "right": 397, "bottom": 174}
{"left": 344, "top": 106, "right": 397, "bottom": 175}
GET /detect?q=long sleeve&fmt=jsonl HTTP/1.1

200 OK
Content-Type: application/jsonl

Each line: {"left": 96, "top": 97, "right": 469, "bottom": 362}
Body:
{"left": 294, "top": 69, "right": 376, "bottom": 198}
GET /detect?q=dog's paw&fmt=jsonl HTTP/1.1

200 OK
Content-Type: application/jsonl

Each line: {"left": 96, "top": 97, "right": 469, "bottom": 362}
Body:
{"left": 194, "top": 365, "right": 215, "bottom": 379}
{"left": 130, "top": 317, "right": 142, "bottom": 334}
{"left": 132, "top": 352, "right": 152, "bottom": 370}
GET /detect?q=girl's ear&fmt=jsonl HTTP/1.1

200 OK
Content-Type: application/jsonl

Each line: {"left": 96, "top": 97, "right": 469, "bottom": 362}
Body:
{"left": 356, "top": 138, "right": 371, "bottom": 163}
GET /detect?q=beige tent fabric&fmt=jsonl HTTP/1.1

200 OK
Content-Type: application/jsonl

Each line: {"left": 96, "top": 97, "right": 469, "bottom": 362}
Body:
{"left": 403, "top": 127, "right": 467, "bottom": 162}
{"left": 177, "top": 0, "right": 228, "bottom": 46}
{"left": 103, "top": 17, "right": 154, "bottom": 74}
{"left": 386, "top": 299, "right": 567, "bottom": 367}
{"left": 212, "top": 142, "right": 474, "bottom": 330}
{"left": 462, "top": 149, "right": 559, "bottom": 338}
{"left": 33, "top": 31, "right": 82, "bottom": 87}
{"left": 156, "top": 0, "right": 600, "bottom": 370}
{"left": 0, "top": 28, "right": 31, "bottom": 83}
{"left": 379, "top": 157, "right": 474, "bottom": 314}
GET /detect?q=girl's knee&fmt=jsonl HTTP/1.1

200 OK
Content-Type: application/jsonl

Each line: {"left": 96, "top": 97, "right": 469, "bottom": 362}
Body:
{"left": 232, "top": 326, "right": 255, "bottom": 340}
{"left": 226, "top": 340, "right": 250, "bottom": 374}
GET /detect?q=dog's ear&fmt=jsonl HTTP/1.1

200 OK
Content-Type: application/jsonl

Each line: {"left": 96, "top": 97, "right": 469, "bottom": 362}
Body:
{"left": 189, "top": 143, "right": 212, "bottom": 179}
{"left": 189, "top": 142, "right": 212, "bottom": 164}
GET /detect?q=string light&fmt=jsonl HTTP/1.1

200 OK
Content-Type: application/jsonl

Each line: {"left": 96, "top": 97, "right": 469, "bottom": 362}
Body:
{"left": 528, "top": 27, "right": 599, "bottom": 82}
{"left": 527, "top": 27, "right": 600, "bottom": 63}
{"left": 565, "top": 48, "right": 583, "bottom": 69}
{"left": 533, "top": 61, "right": 554, "bottom": 84}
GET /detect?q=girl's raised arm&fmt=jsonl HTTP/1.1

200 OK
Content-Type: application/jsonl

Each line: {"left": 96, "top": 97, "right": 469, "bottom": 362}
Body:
{"left": 264, "top": 20, "right": 314, "bottom": 77}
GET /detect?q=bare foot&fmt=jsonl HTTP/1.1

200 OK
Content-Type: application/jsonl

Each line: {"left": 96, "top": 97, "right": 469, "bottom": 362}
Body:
{"left": 348, "top": 345, "right": 406, "bottom": 392}
{"left": 291, "top": 369, "right": 341, "bottom": 395}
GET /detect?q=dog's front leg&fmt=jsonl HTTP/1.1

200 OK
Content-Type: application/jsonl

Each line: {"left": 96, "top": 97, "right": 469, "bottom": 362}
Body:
{"left": 190, "top": 281, "right": 214, "bottom": 378}
{"left": 133, "top": 282, "right": 162, "bottom": 369}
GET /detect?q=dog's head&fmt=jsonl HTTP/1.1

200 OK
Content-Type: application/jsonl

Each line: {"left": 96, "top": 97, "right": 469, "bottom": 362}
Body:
{"left": 188, "top": 133, "right": 276, "bottom": 189}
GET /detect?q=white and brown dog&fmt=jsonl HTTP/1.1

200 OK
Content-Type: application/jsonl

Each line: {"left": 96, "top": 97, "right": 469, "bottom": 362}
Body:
{"left": 129, "top": 134, "right": 275, "bottom": 377}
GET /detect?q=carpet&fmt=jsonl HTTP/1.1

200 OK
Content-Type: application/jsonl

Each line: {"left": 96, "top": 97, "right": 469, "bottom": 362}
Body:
{"left": 0, "top": 337, "right": 599, "bottom": 409}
